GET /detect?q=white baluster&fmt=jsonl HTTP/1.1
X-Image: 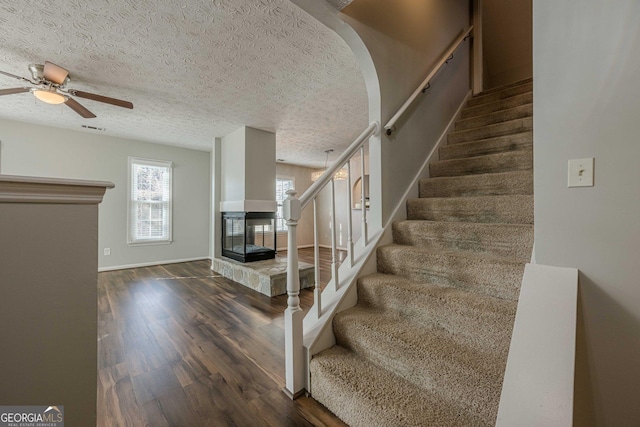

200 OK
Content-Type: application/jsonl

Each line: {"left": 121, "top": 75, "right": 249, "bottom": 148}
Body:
{"left": 346, "top": 161, "right": 354, "bottom": 267}
{"left": 360, "top": 146, "right": 368, "bottom": 245}
{"left": 313, "top": 198, "right": 321, "bottom": 318}
{"left": 283, "top": 189, "right": 304, "bottom": 398}
{"left": 330, "top": 179, "right": 339, "bottom": 291}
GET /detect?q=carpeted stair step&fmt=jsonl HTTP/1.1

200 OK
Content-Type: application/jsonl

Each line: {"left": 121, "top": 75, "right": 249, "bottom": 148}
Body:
{"left": 392, "top": 220, "right": 533, "bottom": 260}
{"left": 461, "top": 92, "right": 532, "bottom": 120}
{"left": 420, "top": 170, "right": 532, "bottom": 197}
{"left": 309, "top": 346, "right": 488, "bottom": 427}
{"left": 356, "top": 273, "right": 517, "bottom": 347}
{"left": 473, "top": 78, "right": 533, "bottom": 97}
{"left": 455, "top": 103, "right": 532, "bottom": 131}
{"left": 448, "top": 116, "right": 532, "bottom": 144}
{"left": 407, "top": 194, "right": 534, "bottom": 224}
{"left": 332, "top": 306, "right": 509, "bottom": 424}
{"left": 430, "top": 150, "right": 532, "bottom": 178}
{"left": 376, "top": 244, "right": 525, "bottom": 300}
{"left": 465, "top": 80, "right": 533, "bottom": 107}
{"left": 439, "top": 132, "right": 532, "bottom": 160}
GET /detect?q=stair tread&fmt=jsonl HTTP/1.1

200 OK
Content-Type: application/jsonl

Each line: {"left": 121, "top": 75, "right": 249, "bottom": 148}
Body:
{"left": 466, "top": 81, "right": 533, "bottom": 107}
{"left": 407, "top": 194, "right": 534, "bottom": 225}
{"left": 359, "top": 272, "right": 517, "bottom": 317}
{"left": 378, "top": 243, "right": 526, "bottom": 264}
{"left": 310, "top": 346, "right": 490, "bottom": 427}
{"left": 430, "top": 149, "right": 533, "bottom": 178}
{"left": 439, "top": 132, "right": 533, "bottom": 160}
{"left": 333, "top": 305, "right": 509, "bottom": 422}
{"left": 447, "top": 117, "right": 533, "bottom": 143}
{"left": 353, "top": 276, "right": 518, "bottom": 348}
{"left": 424, "top": 169, "right": 531, "bottom": 182}
{"left": 455, "top": 103, "right": 532, "bottom": 131}
{"left": 392, "top": 219, "right": 533, "bottom": 259}
{"left": 474, "top": 78, "right": 533, "bottom": 96}
{"left": 461, "top": 92, "right": 533, "bottom": 119}
{"left": 421, "top": 170, "right": 533, "bottom": 197}
{"left": 377, "top": 244, "right": 526, "bottom": 300}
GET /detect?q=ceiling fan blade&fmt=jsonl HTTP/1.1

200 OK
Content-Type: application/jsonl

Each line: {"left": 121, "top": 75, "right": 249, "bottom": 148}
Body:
{"left": 65, "top": 97, "right": 96, "bottom": 118}
{"left": 43, "top": 61, "right": 69, "bottom": 85}
{"left": 70, "top": 90, "right": 133, "bottom": 109}
{"left": 0, "top": 70, "right": 30, "bottom": 82}
{"left": 0, "top": 87, "right": 30, "bottom": 96}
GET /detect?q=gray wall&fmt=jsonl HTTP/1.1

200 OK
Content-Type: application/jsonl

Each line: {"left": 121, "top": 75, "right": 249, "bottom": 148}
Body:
{"left": 341, "top": 0, "right": 471, "bottom": 225}
{"left": 0, "top": 118, "right": 211, "bottom": 270}
{"left": 534, "top": 1, "right": 640, "bottom": 424}
{"left": 0, "top": 202, "right": 100, "bottom": 427}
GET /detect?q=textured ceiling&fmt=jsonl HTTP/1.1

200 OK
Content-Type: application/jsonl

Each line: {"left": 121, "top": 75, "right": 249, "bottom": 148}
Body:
{"left": 0, "top": 0, "right": 368, "bottom": 167}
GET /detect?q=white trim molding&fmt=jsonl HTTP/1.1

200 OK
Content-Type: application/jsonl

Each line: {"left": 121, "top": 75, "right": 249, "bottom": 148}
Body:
{"left": 497, "top": 263, "right": 578, "bottom": 427}
{"left": 220, "top": 199, "right": 277, "bottom": 212}
{"left": 0, "top": 174, "right": 114, "bottom": 204}
{"left": 98, "top": 256, "right": 210, "bottom": 272}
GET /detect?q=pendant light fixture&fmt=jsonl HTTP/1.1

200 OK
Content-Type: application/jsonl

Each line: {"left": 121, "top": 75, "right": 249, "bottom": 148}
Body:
{"left": 311, "top": 149, "right": 348, "bottom": 182}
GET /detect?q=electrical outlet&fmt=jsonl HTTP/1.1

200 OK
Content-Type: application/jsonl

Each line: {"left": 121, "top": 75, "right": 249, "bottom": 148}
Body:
{"left": 104, "top": 248, "right": 111, "bottom": 256}
{"left": 568, "top": 158, "right": 594, "bottom": 187}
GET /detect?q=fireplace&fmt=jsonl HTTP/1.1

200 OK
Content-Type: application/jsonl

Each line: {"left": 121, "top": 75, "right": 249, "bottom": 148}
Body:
{"left": 222, "top": 212, "right": 276, "bottom": 263}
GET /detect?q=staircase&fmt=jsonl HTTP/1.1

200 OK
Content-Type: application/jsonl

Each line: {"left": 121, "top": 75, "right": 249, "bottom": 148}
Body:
{"left": 309, "top": 79, "right": 534, "bottom": 426}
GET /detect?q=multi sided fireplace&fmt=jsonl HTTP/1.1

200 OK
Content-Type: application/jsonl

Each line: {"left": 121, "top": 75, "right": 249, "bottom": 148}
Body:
{"left": 222, "top": 212, "right": 276, "bottom": 263}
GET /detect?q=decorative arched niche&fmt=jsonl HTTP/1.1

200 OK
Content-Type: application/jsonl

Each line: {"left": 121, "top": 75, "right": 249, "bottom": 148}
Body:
{"left": 352, "top": 174, "right": 369, "bottom": 209}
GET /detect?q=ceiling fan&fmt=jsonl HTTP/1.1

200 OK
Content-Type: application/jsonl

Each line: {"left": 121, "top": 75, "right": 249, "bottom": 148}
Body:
{"left": 0, "top": 61, "right": 133, "bottom": 118}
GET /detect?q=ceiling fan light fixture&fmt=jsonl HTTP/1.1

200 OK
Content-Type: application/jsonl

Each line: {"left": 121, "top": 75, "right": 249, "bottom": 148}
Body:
{"left": 32, "top": 88, "right": 67, "bottom": 105}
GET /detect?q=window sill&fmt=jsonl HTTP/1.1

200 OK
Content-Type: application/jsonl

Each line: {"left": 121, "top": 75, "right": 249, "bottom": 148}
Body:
{"left": 127, "top": 240, "right": 173, "bottom": 247}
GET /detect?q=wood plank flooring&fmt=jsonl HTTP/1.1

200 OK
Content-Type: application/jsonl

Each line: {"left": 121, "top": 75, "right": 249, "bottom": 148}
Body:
{"left": 98, "top": 248, "right": 347, "bottom": 427}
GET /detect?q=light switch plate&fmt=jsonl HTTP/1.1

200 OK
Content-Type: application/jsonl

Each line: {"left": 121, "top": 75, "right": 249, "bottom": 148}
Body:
{"left": 568, "top": 157, "right": 594, "bottom": 187}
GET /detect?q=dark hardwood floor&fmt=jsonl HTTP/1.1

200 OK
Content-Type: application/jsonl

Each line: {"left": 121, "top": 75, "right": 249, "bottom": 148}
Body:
{"left": 98, "top": 248, "right": 347, "bottom": 427}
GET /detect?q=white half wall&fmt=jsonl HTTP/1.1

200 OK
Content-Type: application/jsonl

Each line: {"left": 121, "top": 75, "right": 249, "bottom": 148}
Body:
{"left": 533, "top": 1, "right": 640, "bottom": 424}
{"left": 0, "top": 118, "right": 211, "bottom": 270}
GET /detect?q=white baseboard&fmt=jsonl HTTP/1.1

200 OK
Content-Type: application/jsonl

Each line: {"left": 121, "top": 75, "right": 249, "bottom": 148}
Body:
{"left": 276, "top": 244, "right": 315, "bottom": 251}
{"left": 98, "top": 256, "right": 211, "bottom": 272}
{"left": 318, "top": 244, "right": 348, "bottom": 251}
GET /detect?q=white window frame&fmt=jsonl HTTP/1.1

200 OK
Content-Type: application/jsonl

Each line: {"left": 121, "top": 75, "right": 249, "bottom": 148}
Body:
{"left": 276, "top": 176, "right": 295, "bottom": 233}
{"left": 127, "top": 157, "right": 173, "bottom": 245}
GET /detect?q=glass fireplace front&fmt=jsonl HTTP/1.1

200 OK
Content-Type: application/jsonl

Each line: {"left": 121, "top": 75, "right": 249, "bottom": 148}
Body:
{"left": 222, "top": 212, "right": 276, "bottom": 263}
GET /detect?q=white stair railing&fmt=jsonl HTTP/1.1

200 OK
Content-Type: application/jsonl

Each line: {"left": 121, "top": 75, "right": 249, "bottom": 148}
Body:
{"left": 283, "top": 121, "right": 379, "bottom": 397}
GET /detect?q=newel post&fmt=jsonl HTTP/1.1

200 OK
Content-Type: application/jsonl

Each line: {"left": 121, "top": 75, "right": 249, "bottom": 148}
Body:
{"left": 283, "top": 189, "right": 305, "bottom": 398}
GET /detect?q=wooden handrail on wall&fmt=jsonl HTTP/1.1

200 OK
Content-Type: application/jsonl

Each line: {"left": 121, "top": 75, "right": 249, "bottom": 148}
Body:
{"left": 384, "top": 26, "right": 474, "bottom": 136}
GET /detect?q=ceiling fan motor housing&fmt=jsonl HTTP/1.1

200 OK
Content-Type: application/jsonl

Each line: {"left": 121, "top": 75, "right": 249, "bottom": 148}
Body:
{"left": 28, "top": 63, "right": 44, "bottom": 81}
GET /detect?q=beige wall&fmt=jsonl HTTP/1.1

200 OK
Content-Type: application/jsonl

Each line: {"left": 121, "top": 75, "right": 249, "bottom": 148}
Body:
{"left": 483, "top": 0, "right": 532, "bottom": 89}
{"left": 276, "top": 163, "right": 315, "bottom": 249}
{"left": 534, "top": 1, "right": 640, "bottom": 424}
{"left": 341, "top": 0, "right": 471, "bottom": 225}
{"left": 0, "top": 118, "right": 211, "bottom": 270}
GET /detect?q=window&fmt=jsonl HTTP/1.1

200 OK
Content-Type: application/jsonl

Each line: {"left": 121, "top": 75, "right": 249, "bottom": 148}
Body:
{"left": 128, "top": 157, "right": 173, "bottom": 245}
{"left": 276, "top": 177, "right": 295, "bottom": 232}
